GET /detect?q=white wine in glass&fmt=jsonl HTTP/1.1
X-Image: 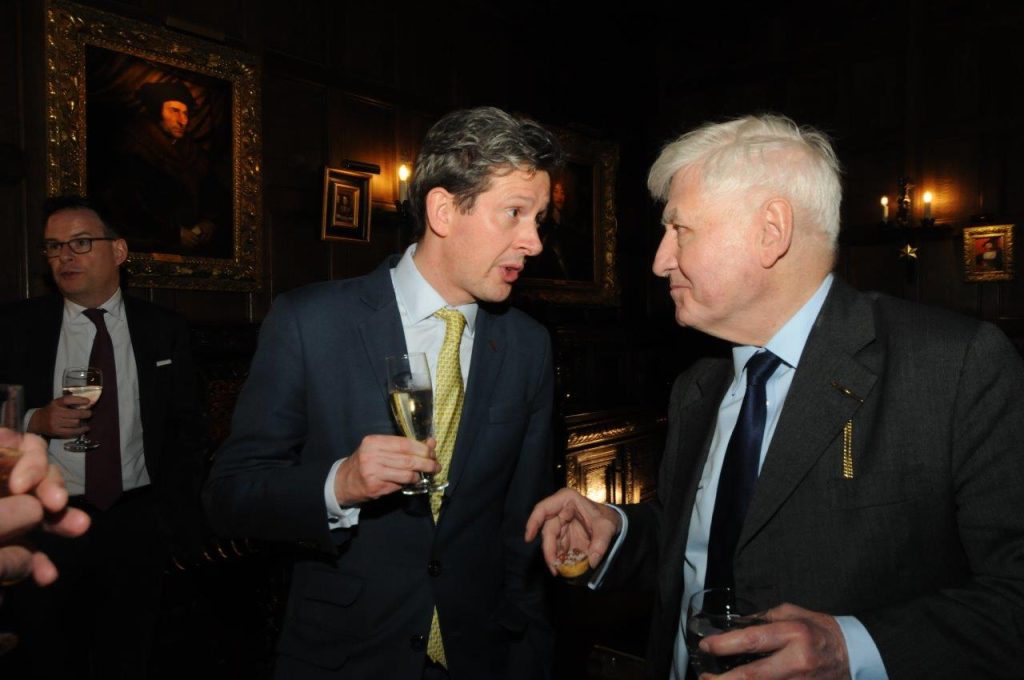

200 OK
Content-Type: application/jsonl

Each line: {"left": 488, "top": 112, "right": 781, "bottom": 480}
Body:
{"left": 386, "top": 352, "right": 447, "bottom": 495}
{"left": 62, "top": 367, "right": 103, "bottom": 452}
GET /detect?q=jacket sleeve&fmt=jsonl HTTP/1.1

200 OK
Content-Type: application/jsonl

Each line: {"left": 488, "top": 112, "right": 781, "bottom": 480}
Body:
{"left": 202, "top": 294, "right": 339, "bottom": 552}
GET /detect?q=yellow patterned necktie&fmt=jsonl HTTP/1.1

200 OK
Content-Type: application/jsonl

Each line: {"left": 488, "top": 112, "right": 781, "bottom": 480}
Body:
{"left": 426, "top": 307, "right": 466, "bottom": 668}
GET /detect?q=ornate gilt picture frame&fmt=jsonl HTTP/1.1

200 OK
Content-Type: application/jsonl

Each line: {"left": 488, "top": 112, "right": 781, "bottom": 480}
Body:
{"left": 518, "top": 128, "right": 620, "bottom": 306}
{"left": 46, "top": 1, "right": 263, "bottom": 291}
{"left": 962, "top": 224, "right": 1014, "bottom": 283}
{"left": 321, "top": 167, "right": 372, "bottom": 243}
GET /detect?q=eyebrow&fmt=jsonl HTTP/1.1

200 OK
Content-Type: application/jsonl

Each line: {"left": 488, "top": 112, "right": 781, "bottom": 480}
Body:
{"left": 661, "top": 207, "right": 679, "bottom": 226}
{"left": 44, "top": 230, "right": 103, "bottom": 240}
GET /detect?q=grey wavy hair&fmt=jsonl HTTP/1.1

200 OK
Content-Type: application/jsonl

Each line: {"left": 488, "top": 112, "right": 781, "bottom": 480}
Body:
{"left": 647, "top": 114, "right": 842, "bottom": 247}
{"left": 409, "top": 106, "right": 563, "bottom": 240}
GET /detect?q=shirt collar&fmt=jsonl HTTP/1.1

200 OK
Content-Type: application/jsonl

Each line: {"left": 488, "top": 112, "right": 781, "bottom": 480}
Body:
{"left": 391, "top": 245, "right": 478, "bottom": 332}
{"left": 731, "top": 273, "right": 834, "bottom": 376}
{"left": 64, "top": 288, "right": 125, "bottom": 322}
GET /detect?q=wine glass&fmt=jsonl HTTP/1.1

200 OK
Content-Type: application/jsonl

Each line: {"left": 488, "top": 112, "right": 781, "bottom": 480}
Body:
{"left": 386, "top": 352, "right": 447, "bottom": 495}
{"left": 62, "top": 367, "right": 103, "bottom": 452}
{"left": 686, "top": 588, "right": 768, "bottom": 676}
{"left": 0, "top": 384, "right": 25, "bottom": 496}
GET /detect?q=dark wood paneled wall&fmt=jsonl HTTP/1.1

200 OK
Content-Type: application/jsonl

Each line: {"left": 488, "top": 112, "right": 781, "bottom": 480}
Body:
{"left": 2, "top": 0, "right": 1022, "bottom": 413}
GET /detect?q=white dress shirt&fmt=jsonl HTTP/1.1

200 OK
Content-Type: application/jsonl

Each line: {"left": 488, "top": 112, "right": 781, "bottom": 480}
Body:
{"left": 324, "top": 245, "right": 478, "bottom": 526}
{"left": 25, "top": 289, "right": 149, "bottom": 495}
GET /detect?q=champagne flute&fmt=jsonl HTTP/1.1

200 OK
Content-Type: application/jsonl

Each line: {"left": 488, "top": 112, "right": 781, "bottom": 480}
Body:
{"left": 386, "top": 352, "right": 447, "bottom": 495}
{"left": 62, "top": 367, "right": 103, "bottom": 452}
{"left": 686, "top": 588, "right": 768, "bottom": 675}
{"left": 0, "top": 384, "right": 25, "bottom": 496}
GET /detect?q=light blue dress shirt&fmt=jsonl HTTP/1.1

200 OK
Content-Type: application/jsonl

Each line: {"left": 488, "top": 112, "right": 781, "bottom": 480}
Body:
{"left": 594, "top": 274, "right": 886, "bottom": 679}
{"left": 323, "top": 245, "right": 477, "bottom": 526}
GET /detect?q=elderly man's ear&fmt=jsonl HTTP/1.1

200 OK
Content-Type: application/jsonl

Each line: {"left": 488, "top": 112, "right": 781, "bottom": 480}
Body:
{"left": 758, "top": 197, "right": 794, "bottom": 268}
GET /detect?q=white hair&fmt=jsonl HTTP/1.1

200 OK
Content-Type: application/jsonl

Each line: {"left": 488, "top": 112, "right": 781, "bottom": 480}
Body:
{"left": 647, "top": 114, "right": 842, "bottom": 247}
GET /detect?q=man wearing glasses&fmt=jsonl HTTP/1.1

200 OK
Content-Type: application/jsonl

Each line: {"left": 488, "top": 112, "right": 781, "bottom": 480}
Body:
{"left": 0, "top": 196, "right": 204, "bottom": 679}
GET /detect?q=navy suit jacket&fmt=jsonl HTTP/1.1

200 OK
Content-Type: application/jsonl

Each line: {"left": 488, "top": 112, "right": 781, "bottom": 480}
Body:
{"left": 0, "top": 293, "right": 205, "bottom": 538}
{"left": 607, "top": 278, "right": 1024, "bottom": 679}
{"left": 204, "top": 257, "right": 555, "bottom": 679}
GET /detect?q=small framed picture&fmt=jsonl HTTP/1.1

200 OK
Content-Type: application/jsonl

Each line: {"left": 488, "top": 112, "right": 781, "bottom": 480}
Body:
{"left": 322, "top": 167, "right": 372, "bottom": 242}
{"left": 962, "top": 224, "right": 1014, "bottom": 282}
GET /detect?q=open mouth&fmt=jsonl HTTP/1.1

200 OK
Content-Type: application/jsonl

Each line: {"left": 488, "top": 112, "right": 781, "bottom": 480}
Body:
{"left": 499, "top": 264, "right": 522, "bottom": 283}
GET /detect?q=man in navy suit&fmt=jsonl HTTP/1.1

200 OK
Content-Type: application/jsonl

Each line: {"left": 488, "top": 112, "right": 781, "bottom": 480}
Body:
{"left": 205, "top": 106, "right": 563, "bottom": 679}
{"left": 0, "top": 196, "right": 205, "bottom": 678}
{"left": 527, "top": 115, "right": 1024, "bottom": 679}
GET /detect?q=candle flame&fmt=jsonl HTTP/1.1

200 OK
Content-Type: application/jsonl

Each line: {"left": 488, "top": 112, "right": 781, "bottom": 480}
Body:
{"left": 923, "top": 191, "right": 933, "bottom": 204}
{"left": 880, "top": 196, "right": 889, "bottom": 206}
{"left": 398, "top": 164, "right": 411, "bottom": 182}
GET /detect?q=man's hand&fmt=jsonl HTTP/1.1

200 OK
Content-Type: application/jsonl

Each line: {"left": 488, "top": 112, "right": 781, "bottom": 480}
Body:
{"left": 524, "top": 487, "right": 622, "bottom": 575}
{"left": 699, "top": 603, "right": 850, "bottom": 679}
{"left": 333, "top": 435, "right": 440, "bottom": 505}
{"left": 26, "top": 396, "right": 90, "bottom": 439}
{"left": 0, "top": 429, "right": 90, "bottom": 586}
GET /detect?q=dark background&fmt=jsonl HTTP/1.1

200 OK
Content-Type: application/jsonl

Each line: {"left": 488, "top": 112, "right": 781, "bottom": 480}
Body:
{"left": 2, "top": 0, "right": 1023, "bottom": 676}
{"left": 3, "top": 0, "right": 1022, "bottom": 364}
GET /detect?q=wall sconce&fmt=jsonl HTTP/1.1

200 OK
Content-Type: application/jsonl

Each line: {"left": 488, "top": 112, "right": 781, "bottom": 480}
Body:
{"left": 880, "top": 177, "right": 935, "bottom": 228}
{"left": 398, "top": 164, "right": 410, "bottom": 200}
{"left": 921, "top": 191, "right": 934, "bottom": 225}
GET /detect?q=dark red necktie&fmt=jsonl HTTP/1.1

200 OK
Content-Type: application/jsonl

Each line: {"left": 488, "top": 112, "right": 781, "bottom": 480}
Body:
{"left": 705, "top": 350, "right": 782, "bottom": 589}
{"left": 82, "top": 308, "right": 122, "bottom": 510}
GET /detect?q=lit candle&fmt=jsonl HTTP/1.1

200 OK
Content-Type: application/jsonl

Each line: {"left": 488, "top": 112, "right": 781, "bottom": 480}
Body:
{"left": 398, "top": 164, "right": 410, "bottom": 203}
{"left": 880, "top": 196, "right": 889, "bottom": 222}
{"left": 922, "top": 191, "right": 933, "bottom": 220}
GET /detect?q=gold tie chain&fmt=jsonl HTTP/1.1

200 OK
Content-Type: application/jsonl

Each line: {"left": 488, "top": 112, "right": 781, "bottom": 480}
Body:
{"left": 425, "top": 307, "right": 466, "bottom": 669}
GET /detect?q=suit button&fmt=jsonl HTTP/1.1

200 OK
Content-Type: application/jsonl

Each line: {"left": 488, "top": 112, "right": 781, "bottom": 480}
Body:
{"left": 427, "top": 560, "right": 441, "bottom": 577}
{"left": 410, "top": 635, "right": 425, "bottom": 651}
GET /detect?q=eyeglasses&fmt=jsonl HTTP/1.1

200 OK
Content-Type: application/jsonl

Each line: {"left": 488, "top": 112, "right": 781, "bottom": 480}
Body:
{"left": 42, "top": 237, "right": 117, "bottom": 258}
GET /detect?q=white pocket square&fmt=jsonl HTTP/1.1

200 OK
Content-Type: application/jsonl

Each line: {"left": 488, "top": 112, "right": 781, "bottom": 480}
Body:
{"left": 156, "top": 359, "right": 173, "bottom": 367}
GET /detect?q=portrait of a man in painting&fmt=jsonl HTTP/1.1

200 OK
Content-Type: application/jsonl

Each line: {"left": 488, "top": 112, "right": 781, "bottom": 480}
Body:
{"left": 86, "top": 45, "right": 233, "bottom": 259}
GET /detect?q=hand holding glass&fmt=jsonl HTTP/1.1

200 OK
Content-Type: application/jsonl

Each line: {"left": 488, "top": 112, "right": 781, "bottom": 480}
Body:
{"left": 62, "top": 367, "right": 103, "bottom": 452}
{"left": 686, "top": 588, "right": 768, "bottom": 675}
{"left": 386, "top": 353, "right": 447, "bottom": 495}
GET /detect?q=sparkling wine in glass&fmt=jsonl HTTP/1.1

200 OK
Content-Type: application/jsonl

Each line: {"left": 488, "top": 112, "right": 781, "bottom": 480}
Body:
{"left": 686, "top": 588, "right": 768, "bottom": 675}
{"left": 386, "top": 352, "right": 447, "bottom": 496}
{"left": 62, "top": 367, "right": 103, "bottom": 452}
{"left": 0, "top": 383, "right": 25, "bottom": 496}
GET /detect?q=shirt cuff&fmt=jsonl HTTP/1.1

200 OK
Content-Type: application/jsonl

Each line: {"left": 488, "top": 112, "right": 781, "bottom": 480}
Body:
{"left": 587, "top": 504, "right": 628, "bottom": 590}
{"left": 324, "top": 458, "right": 360, "bottom": 529}
{"left": 835, "top": 615, "right": 888, "bottom": 680}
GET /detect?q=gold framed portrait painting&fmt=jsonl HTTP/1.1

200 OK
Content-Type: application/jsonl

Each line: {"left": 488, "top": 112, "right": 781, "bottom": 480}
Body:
{"left": 963, "top": 224, "right": 1015, "bottom": 282}
{"left": 46, "top": 1, "right": 263, "bottom": 291}
{"left": 321, "top": 168, "right": 372, "bottom": 243}
{"left": 518, "top": 128, "right": 620, "bottom": 306}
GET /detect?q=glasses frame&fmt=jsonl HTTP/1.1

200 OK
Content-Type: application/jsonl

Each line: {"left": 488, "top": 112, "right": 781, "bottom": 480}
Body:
{"left": 42, "top": 236, "right": 118, "bottom": 258}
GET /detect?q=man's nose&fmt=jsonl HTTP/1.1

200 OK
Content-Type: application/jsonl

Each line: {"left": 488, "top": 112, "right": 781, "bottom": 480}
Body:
{"left": 651, "top": 230, "right": 677, "bottom": 275}
{"left": 521, "top": 223, "right": 542, "bottom": 256}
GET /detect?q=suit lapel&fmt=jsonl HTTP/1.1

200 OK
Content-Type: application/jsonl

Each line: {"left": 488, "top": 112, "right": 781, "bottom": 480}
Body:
{"left": 659, "top": 362, "right": 732, "bottom": 594}
{"left": 444, "top": 307, "right": 504, "bottom": 497}
{"left": 30, "top": 297, "right": 64, "bottom": 406}
{"left": 357, "top": 257, "right": 408, "bottom": 405}
{"left": 741, "top": 280, "right": 878, "bottom": 546}
{"left": 124, "top": 296, "right": 154, "bottom": 406}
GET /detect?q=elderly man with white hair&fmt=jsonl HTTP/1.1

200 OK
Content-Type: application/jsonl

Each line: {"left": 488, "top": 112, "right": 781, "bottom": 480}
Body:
{"left": 528, "top": 114, "right": 1024, "bottom": 679}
